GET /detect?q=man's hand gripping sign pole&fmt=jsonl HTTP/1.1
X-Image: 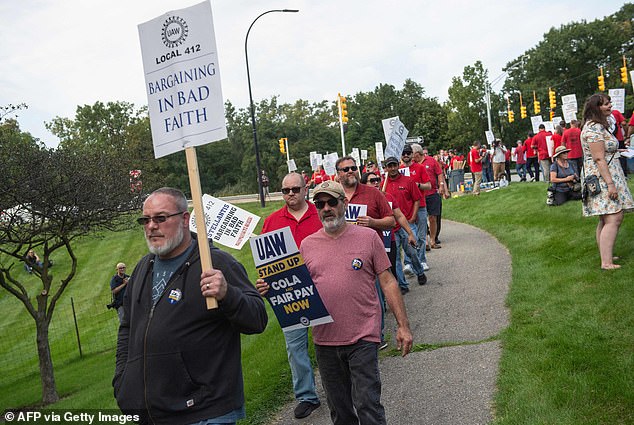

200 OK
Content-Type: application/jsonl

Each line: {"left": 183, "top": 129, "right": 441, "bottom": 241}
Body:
{"left": 139, "top": 1, "right": 227, "bottom": 309}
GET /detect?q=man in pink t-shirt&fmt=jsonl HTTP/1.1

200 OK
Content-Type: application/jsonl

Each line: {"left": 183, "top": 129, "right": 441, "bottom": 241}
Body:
{"left": 260, "top": 172, "right": 323, "bottom": 419}
{"left": 260, "top": 180, "right": 412, "bottom": 425}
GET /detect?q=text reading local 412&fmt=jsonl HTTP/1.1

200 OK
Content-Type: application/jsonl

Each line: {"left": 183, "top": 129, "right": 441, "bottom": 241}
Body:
{"left": 250, "top": 227, "right": 332, "bottom": 331}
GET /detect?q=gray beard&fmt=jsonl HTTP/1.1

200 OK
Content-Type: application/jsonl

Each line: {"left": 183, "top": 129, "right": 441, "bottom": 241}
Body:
{"left": 146, "top": 224, "right": 184, "bottom": 257}
{"left": 322, "top": 214, "right": 346, "bottom": 234}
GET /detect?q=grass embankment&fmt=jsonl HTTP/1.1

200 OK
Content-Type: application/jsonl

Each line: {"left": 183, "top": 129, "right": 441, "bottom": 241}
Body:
{"left": 444, "top": 181, "right": 634, "bottom": 425}
{"left": 2, "top": 182, "right": 633, "bottom": 424}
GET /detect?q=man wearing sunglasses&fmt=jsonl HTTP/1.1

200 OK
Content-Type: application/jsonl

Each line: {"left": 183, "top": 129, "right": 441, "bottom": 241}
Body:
{"left": 335, "top": 156, "right": 395, "bottom": 237}
{"left": 260, "top": 173, "right": 323, "bottom": 419}
{"left": 384, "top": 156, "right": 428, "bottom": 293}
{"left": 114, "top": 187, "right": 267, "bottom": 425}
{"left": 300, "top": 180, "right": 413, "bottom": 425}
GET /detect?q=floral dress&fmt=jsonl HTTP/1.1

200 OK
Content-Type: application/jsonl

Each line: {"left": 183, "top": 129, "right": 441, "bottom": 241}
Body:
{"left": 581, "top": 121, "right": 634, "bottom": 216}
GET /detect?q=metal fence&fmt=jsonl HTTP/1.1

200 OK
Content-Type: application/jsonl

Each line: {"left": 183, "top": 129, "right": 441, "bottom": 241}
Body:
{"left": 0, "top": 293, "right": 120, "bottom": 383}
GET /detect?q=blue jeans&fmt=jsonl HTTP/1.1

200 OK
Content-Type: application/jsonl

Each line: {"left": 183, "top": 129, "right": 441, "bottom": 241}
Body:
{"left": 283, "top": 328, "right": 319, "bottom": 404}
{"left": 189, "top": 405, "right": 245, "bottom": 424}
{"left": 395, "top": 226, "right": 424, "bottom": 289}
{"left": 315, "top": 340, "right": 386, "bottom": 425}
{"left": 404, "top": 208, "right": 428, "bottom": 268}
{"left": 516, "top": 163, "right": 527, "bottom": 180}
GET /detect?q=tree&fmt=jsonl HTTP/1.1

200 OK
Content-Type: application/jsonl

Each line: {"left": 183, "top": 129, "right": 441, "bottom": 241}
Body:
{"left": 0, "top": 120, "right": 139, "bottom": 404}
{"left": 445, "top": 61, "right": 501, "bottom": 152}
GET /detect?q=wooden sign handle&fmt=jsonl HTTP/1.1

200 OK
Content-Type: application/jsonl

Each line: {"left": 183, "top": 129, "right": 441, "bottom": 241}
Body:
{"left": 186, "top": 147, "right": 218, "bottom": 310}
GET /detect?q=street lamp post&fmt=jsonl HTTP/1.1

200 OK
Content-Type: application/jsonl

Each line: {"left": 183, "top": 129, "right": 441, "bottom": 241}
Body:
{"left": 245, "top": 9, "right": 299, "bottom": 207}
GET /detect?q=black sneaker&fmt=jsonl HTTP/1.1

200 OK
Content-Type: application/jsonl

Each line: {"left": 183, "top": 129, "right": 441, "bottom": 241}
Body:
{"left": 400, "top": 287, "right": 409, "bottom": 295}
{"left": 418, "top": 273, "right": 427, "bottom": 285}
{"left": 294, "top": 401, "right": 321, "bottom": 419}
{"left": 379, "top": 340, "right": 389, "bottom": 350}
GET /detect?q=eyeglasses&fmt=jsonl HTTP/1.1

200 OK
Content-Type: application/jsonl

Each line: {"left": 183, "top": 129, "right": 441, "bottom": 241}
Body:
{"left": 337, "top": 166, "right": 358, "bottom": 173}
{"left": 369, "top": 177, "right": 381, "bottom": 183}
{"left": 281, "top": 186, "right": 303, "bottom": 195}
{"left": 314, "top": 198, "right": 341, "bottom": 209}
{"left": 136, "top": 211, "right": 185, "bottom": 225}
{"left": 402, "top": 152, "right": 412, "bottom": 156}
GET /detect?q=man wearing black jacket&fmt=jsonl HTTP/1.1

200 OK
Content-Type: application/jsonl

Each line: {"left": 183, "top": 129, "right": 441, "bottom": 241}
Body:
{"left": 113, "top": 187, "right": 267, "bottom": 425}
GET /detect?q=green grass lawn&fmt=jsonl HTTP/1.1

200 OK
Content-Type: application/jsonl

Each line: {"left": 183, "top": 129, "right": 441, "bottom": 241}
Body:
{"left": 444, "top": 181, "right": 634, "bottom": 425}
{"left": 1, "top": 182, "right": 633, "bottom": 424}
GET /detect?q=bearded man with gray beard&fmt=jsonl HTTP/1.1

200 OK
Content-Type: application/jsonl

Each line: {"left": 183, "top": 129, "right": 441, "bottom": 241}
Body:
{"left": 113, "top": 187, "right": 266, "bottom": 425}
{"left": 298, "top": 181, "right": 413, "bottom": 425}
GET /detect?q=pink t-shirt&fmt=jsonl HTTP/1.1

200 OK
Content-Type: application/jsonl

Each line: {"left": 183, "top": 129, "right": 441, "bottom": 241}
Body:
{"left": 300, "top": 224, "right": 392, "bottom": 346}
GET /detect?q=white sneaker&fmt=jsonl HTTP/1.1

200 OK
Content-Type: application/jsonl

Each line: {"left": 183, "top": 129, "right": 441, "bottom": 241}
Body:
{"left": 422, "top": 262, "right": 430, "bottom": 271}
{"left": 403, "top": 264, "right": 414, "bottom": 276}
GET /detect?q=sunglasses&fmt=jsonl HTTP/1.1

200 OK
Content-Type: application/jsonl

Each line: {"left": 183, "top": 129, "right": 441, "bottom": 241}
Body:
{"left": 337, "top": 166, "right": 358, "bottom": 173}
{"left": 369, "top": 177, "right": 381, "bottom": 183}
{"left": 281, "top": 186, "right": 303, "bottom": 195}
{"left": 136, "top": 211, "right": 185, "bottom": 226}
{"left": 314, "top": 198, "right": 341, "bottom": 209}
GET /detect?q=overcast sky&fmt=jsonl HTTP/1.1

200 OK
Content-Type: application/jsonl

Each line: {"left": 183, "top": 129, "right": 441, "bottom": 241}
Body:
{"left": 0, "top": 0, "right": 627, "bottom": 147}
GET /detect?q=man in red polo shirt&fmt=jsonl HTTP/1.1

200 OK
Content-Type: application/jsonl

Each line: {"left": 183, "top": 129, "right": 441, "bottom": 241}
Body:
{"left": 533, "top": 124, "right": 553, "bottom": 182}
{"left": 384, "top": 156, "right": 428, "bottom": 293}
{"left": 525, "top": 132, "right": 538, "bottom": 181}
{"left": 414, "top": 145, "right": 449, "bottom": 248}
{"left": 261, "top": 172, "right": 323, "bottom": 419}
{"left": 468, "top": 141, "right": 484, "bottom": 194}
{"left": 399, "top": 144, "right": 431, "bottom": 271}
{"left": 336, "top": 156, "right": 395, "bottom": 238}
{"left": 562, "top": 120, "right": 582, "bottom": 174}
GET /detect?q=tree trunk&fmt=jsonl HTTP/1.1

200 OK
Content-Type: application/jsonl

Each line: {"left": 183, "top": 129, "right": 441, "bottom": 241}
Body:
{"left": 36, "top": 317, "right": 59, "bottom": 404}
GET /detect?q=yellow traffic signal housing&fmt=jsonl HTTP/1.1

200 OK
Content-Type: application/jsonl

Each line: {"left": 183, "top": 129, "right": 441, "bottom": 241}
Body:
{"left": 279, "top": 138, "right": 286, "bottom": 154}
{"left": 548, "top": 89, "right": 556, "bottom": 110}
{"left": 621, "top": 66, "right": 628, "bottom": 84}
{"left": 520, "top": 105, "right": 527, "bottom": 119}
{"left": 550, "top": 111, "right": 555, "bottom": 121}
{"left": 598, "top": 73, "right": 605, "bottom": 91}
{"left": 534, "top": 101, "right": 541, "bottom": 115}
{"left": 508, "top": 110, "right": 515, "bottom": 123}
{"left": 339, "top": 95, "right": 348, "bottom": 123}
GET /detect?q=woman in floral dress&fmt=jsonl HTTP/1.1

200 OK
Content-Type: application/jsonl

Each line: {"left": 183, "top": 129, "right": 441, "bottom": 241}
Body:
{"left": 581, "top": 94, "right": 634, "bottom": 270}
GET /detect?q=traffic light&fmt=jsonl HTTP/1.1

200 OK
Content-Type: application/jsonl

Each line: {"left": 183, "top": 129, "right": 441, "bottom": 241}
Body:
{"left": 621, "top": 66, "right": 628, "bottom": 84}
{"left": 534, "top": 101, "right": 541, "bottom": 115}
{"left": 339, "top": 94, "right": 348, "bottom": 124}
{"left": 520, "top": 105, "right": 527, "bottom": 119}
{"left": 508, "top": 110, "right": 515, "bottom": 123}
{"left": 548, "top": 88, "right": 556, "bottom": 110}
{"left": 550, "top": 111, "right": 555, "bottom": 121}
{"left": 598, "top": 67, "right": 605, "bottom": 91}
{"left": 278, "top": 137, "right": 286, "bottom": 154}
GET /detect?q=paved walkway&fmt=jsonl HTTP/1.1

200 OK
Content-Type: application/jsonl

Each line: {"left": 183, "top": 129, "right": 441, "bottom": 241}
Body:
{"left": 268, "top": 219, "right": 511, "bottom": 425}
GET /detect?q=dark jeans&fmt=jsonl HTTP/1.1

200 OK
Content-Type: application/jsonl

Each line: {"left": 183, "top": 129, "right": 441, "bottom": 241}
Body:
{"left": 554, "top": 190, "right": 582, "bottom": 206}
{"left": 527, "top": 157, "right": 539, "bottom": 180}
{"left": 315, "top": 340, "right": 386, "bottom": 425}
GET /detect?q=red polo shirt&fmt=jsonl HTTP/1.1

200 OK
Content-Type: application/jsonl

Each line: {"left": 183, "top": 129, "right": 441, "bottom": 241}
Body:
{"left": 347, "top": 183, "right": 394, "bottom": 238}
{"left": 262, "top": 202, "right": 322, "bottom": 247}
{"left": 469, "top": 147, "right": 483, "bottom": 172}
{"left": 533, "top": 130, "right": 552, "bottom": 160}
{"left": 525, "top": 137, "right": 537, "bottom": 158}
{"left": 420, "top": 155, "right": 442, "bottom": 196}
{"left": 562, "top": 127, "right": 582, "bottom": 159}
{"left": 384, "top": 174, "right": 422, "bottom": 222}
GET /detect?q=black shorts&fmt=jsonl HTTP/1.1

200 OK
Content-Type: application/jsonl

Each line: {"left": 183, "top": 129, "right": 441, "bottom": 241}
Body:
{"left": 425, "top": 193, "right": 441, "bottom": 216}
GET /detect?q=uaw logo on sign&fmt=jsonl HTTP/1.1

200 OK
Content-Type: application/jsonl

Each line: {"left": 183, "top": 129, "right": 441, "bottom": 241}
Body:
{"left": 250, "top": 227, "right": 332, "bottom": 331}
{"left": 345, "top": 203, "right": 367, "bottom": 224}
{"left": 162, "top": 16, "right": 188, "bottom": 48}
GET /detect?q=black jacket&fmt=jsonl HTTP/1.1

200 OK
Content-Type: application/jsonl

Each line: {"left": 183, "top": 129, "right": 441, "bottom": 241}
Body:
{"left": 113, "top": 237, "right": 267, "bottom": 424}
